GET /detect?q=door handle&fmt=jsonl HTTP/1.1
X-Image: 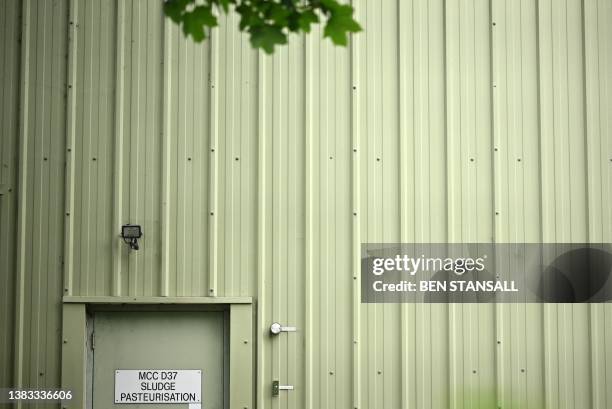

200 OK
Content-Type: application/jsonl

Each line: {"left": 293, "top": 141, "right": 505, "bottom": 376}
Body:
{"left": 270, "top": 322, "right": 296, "bottom": 335}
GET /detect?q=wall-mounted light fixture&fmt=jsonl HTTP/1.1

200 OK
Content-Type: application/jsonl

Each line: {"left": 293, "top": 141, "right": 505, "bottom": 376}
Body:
{"left": 121, "top": 224, "right": 142, "bottom": 250}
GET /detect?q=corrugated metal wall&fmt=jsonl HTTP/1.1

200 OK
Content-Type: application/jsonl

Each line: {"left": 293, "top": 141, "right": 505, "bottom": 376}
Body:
{"left": 1, "top": 0, "right": 611, "bottom": 408}
{"left": 0, "top": 0, "right": 21, "bottom": 392}
{"left": 1, "top": 0, "right": 68, "bottom": 399}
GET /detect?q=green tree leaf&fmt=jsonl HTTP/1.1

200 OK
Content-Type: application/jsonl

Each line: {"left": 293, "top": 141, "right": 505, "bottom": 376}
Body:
{"left": 163, "top": 0, "right": 191, "bottom": 23}
{"left": 249, "top": 24, "right": 288, "bottom": 54}
{"left": 323, "top": 4, "right": 361, "bottom": 46}
{"left": 297, "top": 9, "right": 319, "bottom": 32}
{"left": 182, "top": 5, "right": 218, "bottom": 42}
{"left": 163, "top": 0, "right": 361, "bottom": 53}
{"left": 218, "top": 0, "right": 231, "bottom": 13}
{"left": 266, "top": 3, "right": 291, "bottom": 26}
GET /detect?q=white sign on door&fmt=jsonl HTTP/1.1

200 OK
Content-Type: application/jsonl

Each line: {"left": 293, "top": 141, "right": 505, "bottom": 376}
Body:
{"left": 114, "top": 369, "right": 201, "bottom": 404}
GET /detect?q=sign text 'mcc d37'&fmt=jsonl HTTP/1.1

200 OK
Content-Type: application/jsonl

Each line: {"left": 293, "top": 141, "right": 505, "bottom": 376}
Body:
{"left": 114, "top": 370, "right": 201, "bottom": 404}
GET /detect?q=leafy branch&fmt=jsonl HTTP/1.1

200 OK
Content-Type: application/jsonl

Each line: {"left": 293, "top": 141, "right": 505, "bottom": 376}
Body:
{"left": 164, "top": 0, "right": 362, "bottom": 53}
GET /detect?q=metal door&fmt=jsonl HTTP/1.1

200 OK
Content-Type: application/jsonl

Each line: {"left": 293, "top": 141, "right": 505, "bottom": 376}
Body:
{"left": 91, "top": 311, "right": 227, "bottom": 409}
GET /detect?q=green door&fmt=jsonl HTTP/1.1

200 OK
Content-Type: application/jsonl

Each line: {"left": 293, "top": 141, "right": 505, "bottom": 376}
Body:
{"left": 92, "top": 311, "right": 227, "bottom": 409}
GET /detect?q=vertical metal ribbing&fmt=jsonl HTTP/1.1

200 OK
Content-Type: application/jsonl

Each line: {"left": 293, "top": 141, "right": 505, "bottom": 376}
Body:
{"left": 271, "top": 45, "right": 283, "bottom": 409}
{"left": 14, "top": 0, "right": 31, "bottom": 394}
{"left": 444, "top": 0, "right": 463, "bottom": 407}
{"left": 63, "top": 0, "right": 79, "bottom": 298}
{"left": 304, "top": 30, "right": 314, "bottom": 409}
{"left": 582, "top": 0, "right": 606, "bottom": 407}
{"left": 536, "top": 0, "right": 559, "bottom": 407}
{"left": 351, "top": 0, "right": 362, "bottom": 407}
{"left": 208, "top": 27, "right": 219, "bottom": 297}
{"left": 256, "top": 50, "right": 267, "bottom": 409}
{"left": 398, "top": 0, "right": 415, "bottom": 407}
{"left": 111, "top": 0, "right": 126, "bottom": 296}
{"left": 490, "top": 0, "right": 505, "bottom": 407}
{"left": 160, "top": 14, "right": 172, "bottom": 297}
{"left": 0, "top": 0, "right": 20, "bottom": 391}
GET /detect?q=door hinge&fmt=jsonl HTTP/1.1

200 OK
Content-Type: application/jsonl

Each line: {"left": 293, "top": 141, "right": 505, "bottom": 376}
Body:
{"left": 90, "top": 331, "right": 95, "bottom": 350}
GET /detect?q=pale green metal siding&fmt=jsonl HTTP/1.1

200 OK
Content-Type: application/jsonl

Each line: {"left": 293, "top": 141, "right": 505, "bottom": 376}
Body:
{"left": 0, "top": 0, "right": 69, "bottom": 397}
{"left": 0, "top": 0, "right": 21, "bottom": 391}
{"left": 1, "top": 0, "right": 612, "bottom": 408}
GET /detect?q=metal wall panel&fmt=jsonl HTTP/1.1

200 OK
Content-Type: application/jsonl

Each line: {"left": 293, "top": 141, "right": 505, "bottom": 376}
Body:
{"left": 0, "top": 0, "right": 22, "bottom": 391}
{"left": 4, "top": 0, "right": 69, "bottom": 403}
{"left": 1, "top": 0, "right": 611, "bottom": 408}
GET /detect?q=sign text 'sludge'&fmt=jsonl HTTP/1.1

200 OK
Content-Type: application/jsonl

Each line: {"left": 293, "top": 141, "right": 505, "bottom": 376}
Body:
{"left": 114, "top": 370, "right": 201, "bottom": 404}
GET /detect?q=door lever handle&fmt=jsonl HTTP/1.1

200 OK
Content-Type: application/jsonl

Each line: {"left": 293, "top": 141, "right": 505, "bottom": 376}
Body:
{"left": 270, "top": 322, "right": 297, "bottom": 335}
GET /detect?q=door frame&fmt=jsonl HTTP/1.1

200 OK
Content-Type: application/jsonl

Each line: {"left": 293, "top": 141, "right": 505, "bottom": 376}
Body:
{"left": 61, "top": 296, "right": 253, "bottom": 409}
